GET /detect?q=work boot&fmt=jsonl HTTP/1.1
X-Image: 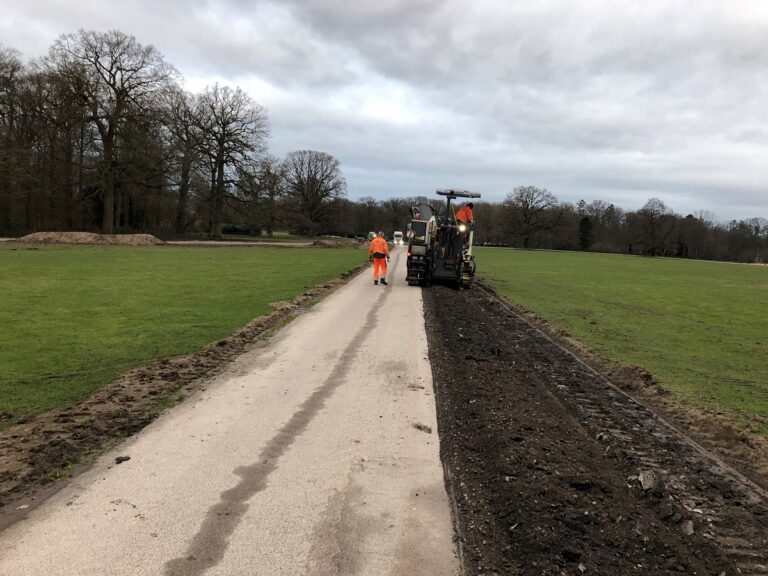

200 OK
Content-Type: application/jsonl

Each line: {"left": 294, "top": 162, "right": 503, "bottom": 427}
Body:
{"left": 381, "top": 278, "right": 388, "bottom": 286}
{"left": 374, "top": 279, "right": 378, "bottom": 285}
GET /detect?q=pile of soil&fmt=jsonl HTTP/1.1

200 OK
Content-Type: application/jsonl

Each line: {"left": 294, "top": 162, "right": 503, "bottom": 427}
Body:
{"left": 18, "top": 232, "right": 164, "bottom": 245}
{"left": 0, "top": 265, "right": 365, "bottom": 526}
{"left": 311, "top": 240, "right": 345, "bottom": 248}
{"left": 311, "top": 238, "right": 365, "bottom": 248}
{"left": 424, "top": 284, "right": 767, "bottom": 575}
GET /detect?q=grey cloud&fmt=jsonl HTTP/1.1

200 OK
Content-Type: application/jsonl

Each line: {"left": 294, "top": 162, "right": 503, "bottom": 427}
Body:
{"left": 1, "top": 0, "right": 766, "bottom": 220}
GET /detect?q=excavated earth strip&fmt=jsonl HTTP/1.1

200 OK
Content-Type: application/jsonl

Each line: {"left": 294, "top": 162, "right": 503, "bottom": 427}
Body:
{"left": 424, "top": 284, "right": 768, "bottom": 576}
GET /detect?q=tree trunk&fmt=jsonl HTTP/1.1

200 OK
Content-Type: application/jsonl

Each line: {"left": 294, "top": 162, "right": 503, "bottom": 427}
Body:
{"left": 0, "top": 177, "right": 10, "bottom": 232}
{"left": 175, "top": 157, "right": 191, "bottom": 234}
{"left": 206, "top": 167, "right": 216, "bottom": 238}
{"left": 102, "top": 140, "right": 114, "bottom": 234}
{"left": 212, "top": 156, "right": 225, "bottom": 239}
{"left": 75, "top": 124, "right": 85, "bottom": 230}
{"left": 63, "top": 131, "right": 74, "bottom": 230}
{"left": 25, "top": 188, "right": 33, "bottom": 232}
{"left": 115, "top": 185, "right": 122, "bottom": 232}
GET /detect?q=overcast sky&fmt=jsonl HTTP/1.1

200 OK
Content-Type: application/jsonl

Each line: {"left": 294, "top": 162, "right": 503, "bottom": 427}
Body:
{"left": 2, "top": 0, "right": 766, "bottom": 220}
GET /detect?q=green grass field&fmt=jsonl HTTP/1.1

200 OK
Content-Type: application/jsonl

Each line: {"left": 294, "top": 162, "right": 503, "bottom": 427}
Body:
{"left": 477, "top": 249, "right": 768, "bottom": 432}
{"left": 0, "top": 244, "right": 364, "bottom": 421}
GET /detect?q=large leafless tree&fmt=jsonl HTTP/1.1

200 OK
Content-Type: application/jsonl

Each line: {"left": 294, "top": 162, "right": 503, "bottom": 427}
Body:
{"left": 283, "top": 150, "right": 346, "bottom": 236}
{"left": 164, "top": 88, "right": 203, "bottom": 233}
{"left": 504, "top": 185, "right": 563, "bottom": 248}
{"left": 0, "top": 46, "right": 24, "bottom": 232}
{"left": 256, "top": 155, "right": 286, "bottom": 237}
{"left": 44, "top": 30, "right": 177, "bottom": 233}
{"left": 637, "top": 197, "right": 676, "bottom": 256}
{"left": 197, "top": 84, "right": 269, "bottom": 239}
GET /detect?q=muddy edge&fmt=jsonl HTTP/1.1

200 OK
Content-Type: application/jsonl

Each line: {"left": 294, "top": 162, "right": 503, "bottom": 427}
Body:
{"left": 0, "top": 264, "right": 365, "bottom": 526}
{"left": 424, "top": 284, "right": 767, "bottom": 576}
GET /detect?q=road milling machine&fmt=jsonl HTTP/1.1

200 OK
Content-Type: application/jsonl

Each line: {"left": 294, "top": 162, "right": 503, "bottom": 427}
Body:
{"left": 405, "top": 188, "right": 481, "bottom": 289}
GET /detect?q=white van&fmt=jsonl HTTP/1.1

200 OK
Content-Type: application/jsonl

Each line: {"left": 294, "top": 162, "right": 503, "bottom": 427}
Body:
{"left": 393, "top": 231, "right": 404, "bottom": 245}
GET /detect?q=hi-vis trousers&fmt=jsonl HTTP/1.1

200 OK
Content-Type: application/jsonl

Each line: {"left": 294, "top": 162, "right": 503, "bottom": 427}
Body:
{"left": 373, "top": 257, "right": 387, "bottom": 279}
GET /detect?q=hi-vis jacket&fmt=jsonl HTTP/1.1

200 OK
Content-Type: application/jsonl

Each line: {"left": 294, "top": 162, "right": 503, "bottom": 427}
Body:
{"left": 368, "top": 237, "right": 390, "bottom": 259}
{"left": 455, "top": 205, "right": 474, "bottom": 223}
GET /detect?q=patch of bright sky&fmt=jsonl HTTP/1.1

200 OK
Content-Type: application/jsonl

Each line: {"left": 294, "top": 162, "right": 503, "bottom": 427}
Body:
{"left": 332, "top": 80, "right": 433, "bottom": 126}
{"left": 182, "top": 73, "right": 284, "bottom": 103}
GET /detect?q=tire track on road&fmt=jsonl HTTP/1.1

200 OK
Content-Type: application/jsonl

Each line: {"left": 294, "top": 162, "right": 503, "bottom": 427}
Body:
{"left": 164, "top": 252, "right": 401, "bottom": 576}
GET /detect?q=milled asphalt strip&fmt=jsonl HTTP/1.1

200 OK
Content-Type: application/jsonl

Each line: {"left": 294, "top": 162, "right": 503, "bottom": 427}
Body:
{"left": 0, "top": 248, "right": 458, "bottom": 576}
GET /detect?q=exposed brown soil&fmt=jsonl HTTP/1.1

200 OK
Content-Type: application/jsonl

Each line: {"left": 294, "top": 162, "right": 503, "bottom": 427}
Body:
{"left": 424, "top": 284, "right": 768, "bottom": 576}
{"left": 0, "top": 266, "right": 364, "bottom": 527}
{"left": 17, "top": 232, "right": 164, "bottom": 245}
{"left": 479, "top": 282, "right": 768, "bottom": 490}
{"left": 311, "top": 239, "right": 347, "bottom": 248}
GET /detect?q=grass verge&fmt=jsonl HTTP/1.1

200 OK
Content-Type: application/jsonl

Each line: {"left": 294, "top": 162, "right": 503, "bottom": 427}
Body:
{"left": 476, "top": 248, "right": 768, "bottom": 432}
{"left": 0, "top": 244, "right": 364, "bottom": 421}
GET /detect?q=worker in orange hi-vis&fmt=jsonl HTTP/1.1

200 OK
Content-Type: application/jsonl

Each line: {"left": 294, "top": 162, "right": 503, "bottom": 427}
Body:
{"left": 368, "top": 231, "right": 390, "bottom": 286}
{"left": 455, "top": 202, "right": 474, "bottom": 225}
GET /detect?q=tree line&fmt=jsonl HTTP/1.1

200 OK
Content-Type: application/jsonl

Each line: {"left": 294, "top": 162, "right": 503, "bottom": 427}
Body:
{"left": 305, "top": 187, "right": 766, "bottom": 265}
{"left": 1, "top": 30, "right": 765, "bottom": 263}
{"left": 472, "top": 187, "right": 767, "bottom": 264}
{"left": 0, "top": 30, "right": 345, "bottom": 238}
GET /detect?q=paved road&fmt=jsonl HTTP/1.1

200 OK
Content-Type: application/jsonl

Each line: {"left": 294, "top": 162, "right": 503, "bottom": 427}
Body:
{"left": 0, "top": 247, "right": 457, "bottom": 576}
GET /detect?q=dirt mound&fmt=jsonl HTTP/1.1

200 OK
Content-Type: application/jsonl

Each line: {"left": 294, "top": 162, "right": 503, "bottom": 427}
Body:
{"left": 18, "top": 232, "right": 164, "bottom": 245}
{"left": 606, "top": 364, "right": 671, "bottom": 396}
{"left": 311, "top": 240, "right": 342, "bottom": 248}
{"left": 311, "top": 239, "right": 360, "bottom": 248}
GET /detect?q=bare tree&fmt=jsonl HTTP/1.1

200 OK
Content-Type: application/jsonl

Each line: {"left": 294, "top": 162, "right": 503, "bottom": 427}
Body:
{"left": 197, "top": 84, "right": 269, "bottom": 238}
{"left": 579, "top": 216, "right": 595, "bottom": 251}
{"left": 44, "top": 30, "right": 177, "bottom": 233}
{"left": 380, "top": 197, "right": 410, "bottom": 232}
{"left": 226, "top": 154, "right": 287, "bottom": 237}
{"left": 357, "top": 196, "right": 379, "bottom": 234}
{"left": 677, "top": 212, "right": 716, "bottom": 259}
{"left": 726, "top": 217, "right": 768, "bottom": 263}
{"left": 638, "top": 198, "right": 676, "bottom": 256}
{"left": 283, "top": 150, "right": 346, "bottom": 236}
{"left": 504, "top": 185, "right": 562, "bottom": 248}
{"left": 164, "top": 88, "right": 203, "bottom": 233}
{"left": 256, "top": 155, "right": 285, "bottom": 237}
{"left": 0, "top": 46, "right": 25, "bottom": 232}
